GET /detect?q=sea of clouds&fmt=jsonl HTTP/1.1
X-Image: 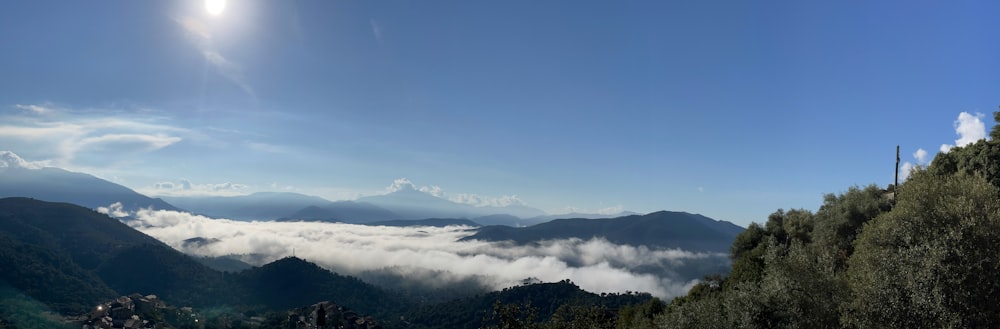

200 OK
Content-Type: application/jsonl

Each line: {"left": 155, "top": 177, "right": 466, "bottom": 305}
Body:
{"left": 120, "top": 207, "right": 724, "bottom": 299}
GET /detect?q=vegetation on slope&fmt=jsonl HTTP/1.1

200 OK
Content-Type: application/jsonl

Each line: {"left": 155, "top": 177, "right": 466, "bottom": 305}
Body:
{"left": 405, "top": 280, "right": 654, "bottom": 329}
{"left": 655, "top": 111, "right": 1000, "bottom": 329}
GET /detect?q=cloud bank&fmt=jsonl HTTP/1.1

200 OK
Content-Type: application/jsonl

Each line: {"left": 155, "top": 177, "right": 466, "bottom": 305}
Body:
{"left": 124, "top": 208, "right": 720, "bottom": 299}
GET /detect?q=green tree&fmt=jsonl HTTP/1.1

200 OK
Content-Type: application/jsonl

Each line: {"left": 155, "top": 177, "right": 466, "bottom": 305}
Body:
{"left": 763, "top": 209, "right": 814, "bottom": 244}
{"left": 846, "top": 170, "right": 1000, "bottom": 328}
{"left": 727, "top": 209, "right": 813, "bottom": 287}
{"left": 811, "top": 185, "right": 893, "bottom": 266}
{"left": 730, "top": 223, "right": 765, "bottom": 260}
{"left": 928, "top": 139, "right": 1000, "bottom": 188}
{"left": 484, "top": 301, "right": 540, "bottom": 329}
{"left": 544, "top": 305, "right": 615, "bottom": 329}
{"left": 756, "top": 240, "right": 847, "bottom": 329}
{"left": 615, "top": 298, "right": 664, "bottom": 329}
{"left": 726, "top": 224, "right": 767, "bottom": 286}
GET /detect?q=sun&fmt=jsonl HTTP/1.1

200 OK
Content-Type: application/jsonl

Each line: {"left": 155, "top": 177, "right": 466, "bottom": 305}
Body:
{"left": 205, "top": 0, "right": 226, "bottom": 16}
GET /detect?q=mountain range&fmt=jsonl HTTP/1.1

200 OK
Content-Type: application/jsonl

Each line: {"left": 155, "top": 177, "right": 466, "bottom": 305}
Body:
{"left": 0, "top": 151, "right": 744, "bottom": 255}
{"left": 0, "top": 151, "right": 748, "bottom": 328}
{"left": 463, "top": 211, "right": 744, "bottom": 253}
{"left": 0, "top": 151, "right": 651, "bottom": 225}
{"left": 0, "top": 151, "right": 177, "bottom": 213}
{"left": 0, "top": 197, "right": 404, "bottom": 316}
{"left": 357, "top": 186, "right": 547, "bottom": 220}
{"left": 0, "top": 197, "right": 665, "bottom": 329}
{"left": 162, "top": 192, "right": 336, "bottom": 221}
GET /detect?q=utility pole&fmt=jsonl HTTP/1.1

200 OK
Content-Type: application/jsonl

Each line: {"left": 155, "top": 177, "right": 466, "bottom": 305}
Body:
{"left": 894, "top": 145, "right": 900, "bottom": 196}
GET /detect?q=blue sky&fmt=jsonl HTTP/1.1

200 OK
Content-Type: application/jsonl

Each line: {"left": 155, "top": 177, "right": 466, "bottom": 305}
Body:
{"left": 1, "top": 0, "right": 998, "bottom": 226}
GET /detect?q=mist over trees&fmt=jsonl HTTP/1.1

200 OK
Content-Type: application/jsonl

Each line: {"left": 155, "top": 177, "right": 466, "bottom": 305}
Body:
{"left": 651, "top": 111, "right": 1000, "bottom": 329}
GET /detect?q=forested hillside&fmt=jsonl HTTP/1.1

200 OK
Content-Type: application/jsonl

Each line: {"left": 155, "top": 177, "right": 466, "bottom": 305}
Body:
{"left": 650, "top": 112, "right": 1000, "bottom": 328}
{"left": 0, "top": 198, "right": 666, "bottom": 329}
{"left": 405, "top": 280, "right": 657, "bottom": 329}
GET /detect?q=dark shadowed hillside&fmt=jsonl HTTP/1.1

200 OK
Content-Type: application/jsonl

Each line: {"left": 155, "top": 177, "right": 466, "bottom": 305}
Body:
{"left": 0, "top": 198, "right": 405, "bottom": 318}
{"left": 0, "top": 197, "right": 165, "bottom": 270}
{"left": 0, "top": 197, "right": 231, "bottom": 311}
{"left": 233, "top": 257, "right": 408, "bottom": 318}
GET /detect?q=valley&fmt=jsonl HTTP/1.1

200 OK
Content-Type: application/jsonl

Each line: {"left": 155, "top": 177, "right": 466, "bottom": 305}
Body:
{"left": 0, "top": 158, "right": 739, "bottom": 328}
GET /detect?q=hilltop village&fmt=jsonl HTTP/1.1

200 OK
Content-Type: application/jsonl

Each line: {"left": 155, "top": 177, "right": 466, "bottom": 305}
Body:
{"left": 78, "top": 293, "right": 381, "bottom": 329}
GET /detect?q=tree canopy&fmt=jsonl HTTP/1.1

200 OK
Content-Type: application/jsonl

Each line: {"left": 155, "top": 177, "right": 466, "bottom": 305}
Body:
{"left": 655, "top": 114, "right": 1000, "bottom": 328}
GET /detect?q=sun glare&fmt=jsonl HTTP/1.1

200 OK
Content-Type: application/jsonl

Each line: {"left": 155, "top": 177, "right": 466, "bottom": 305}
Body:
{"left": 205, "top": 0, "right": 226, "bottom": 16}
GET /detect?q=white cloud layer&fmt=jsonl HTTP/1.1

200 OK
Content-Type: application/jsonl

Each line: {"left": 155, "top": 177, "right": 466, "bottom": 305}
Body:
{"left": 124, "top": 208, "right": 718, "bottom": 299}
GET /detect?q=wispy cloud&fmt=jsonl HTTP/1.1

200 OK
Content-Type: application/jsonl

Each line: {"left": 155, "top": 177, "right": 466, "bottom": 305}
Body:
{"left": 369, "top": 18, "right": 385, "bottom": 46}
{"left": 123, "top": 208, "right": 721, "bottom": 299}
{"left": 14, "top": 104, "right": 53, "bottom": 115}
{"left": 0, "top": 104, "right": 186, "bottom": 168}
{"left": 76, "top": 134, "right": 182, "bottom": 152}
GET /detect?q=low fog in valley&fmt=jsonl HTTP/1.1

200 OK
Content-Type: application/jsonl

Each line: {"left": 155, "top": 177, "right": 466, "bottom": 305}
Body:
{"left": 115, "top": 205, "right": 725, "bottom": 299}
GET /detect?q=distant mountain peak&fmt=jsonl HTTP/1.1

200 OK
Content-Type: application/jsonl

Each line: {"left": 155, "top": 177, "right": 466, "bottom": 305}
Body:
{"left": 0, "top": 150, "right": 42, "bottom": 169}
{"left": 0, "top": 158, "right": 179, "bottom": 212}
